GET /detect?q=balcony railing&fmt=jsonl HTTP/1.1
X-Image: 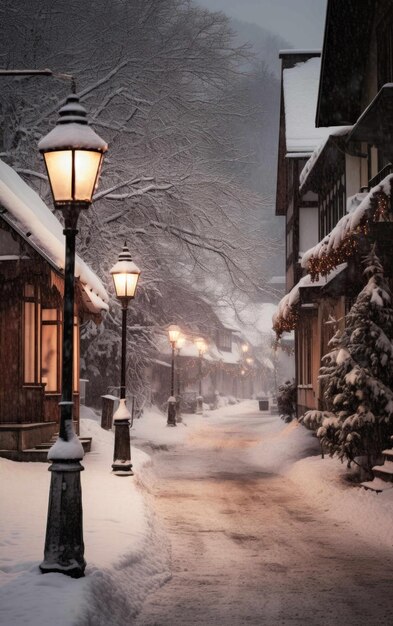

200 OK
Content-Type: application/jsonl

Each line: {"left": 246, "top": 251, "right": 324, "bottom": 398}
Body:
{"left": 368, "top": 163, "right": 393, "bottom": 189}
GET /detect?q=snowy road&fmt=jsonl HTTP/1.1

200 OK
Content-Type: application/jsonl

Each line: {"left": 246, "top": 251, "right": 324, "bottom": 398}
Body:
{"left": 133, "top": 407, "right": 393, "bottom": 626}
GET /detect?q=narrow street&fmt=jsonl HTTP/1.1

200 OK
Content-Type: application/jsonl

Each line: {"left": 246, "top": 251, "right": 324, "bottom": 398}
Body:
{"left": 134, "top": 408, "right": 393, "bottom": 626}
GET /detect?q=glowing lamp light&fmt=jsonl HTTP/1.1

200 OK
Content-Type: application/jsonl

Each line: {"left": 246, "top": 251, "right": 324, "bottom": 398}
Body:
{"left": 176, "top": 334, "right": 185, "bottom": 349}
{"left": 39, "top": 94, "right": 107, "bottom": 206}
{"left": 110, "top": 243, "right": 141, "bottom": 301}
{"left": 241, "top": 343, "right": 249, "bottom": 353}
{"left": 195, "top": 337, "right": 207, "bottom": 354}
{"left": 167, "top": 324, "right": 181, "bottom": 345}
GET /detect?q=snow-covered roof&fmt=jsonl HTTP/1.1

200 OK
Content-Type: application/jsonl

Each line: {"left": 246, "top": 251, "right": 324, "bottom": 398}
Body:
{"left": 279, "top": 49, "right": 322, "bottom": 57}
{"left": 268, "top": 276, "right": 285, "bottom": 285}
{"left": 273, "top": 264, "right": 347, "bottom": 333}
{"left": 0, "top": 159, "right": 109, "bottom": 313}
{"left": 299, "top": 126, "right": 353, "bottom": 190}
{"left": 155, "top": 332, "right": 243, "bottom": 366}
{"left": 283, "top": 57, "right": 344, "bottom": 154}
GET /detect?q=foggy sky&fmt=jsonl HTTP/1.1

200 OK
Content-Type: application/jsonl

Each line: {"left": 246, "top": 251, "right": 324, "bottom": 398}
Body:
{"left": 196, "top": 0, "right": 327, "bottom": 48}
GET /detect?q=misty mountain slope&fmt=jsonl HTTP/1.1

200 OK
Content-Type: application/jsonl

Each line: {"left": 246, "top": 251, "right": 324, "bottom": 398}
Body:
{"left": 231, "top": 17, "right": 291, "bottom": 75}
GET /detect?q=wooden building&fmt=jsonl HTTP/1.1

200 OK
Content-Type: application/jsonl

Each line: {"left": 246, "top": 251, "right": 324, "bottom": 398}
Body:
{"left": 273, "top": 0, "right": 393, "bottom": 416}
{"left": 0, "top": 159, "right": 109, "bottom": 459}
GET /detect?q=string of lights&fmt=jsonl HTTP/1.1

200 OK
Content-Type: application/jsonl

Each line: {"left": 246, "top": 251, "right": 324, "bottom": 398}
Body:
{"left": 273, "top": 189, "right": 392, "bottom": 339}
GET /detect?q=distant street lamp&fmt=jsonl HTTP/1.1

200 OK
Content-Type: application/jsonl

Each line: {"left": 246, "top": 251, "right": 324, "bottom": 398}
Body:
{"left": 246, "top": 357, "right": 254, "bottom": 398}
{"left": 175, "top": 334, "right": 185, "bottom": 423}
{"left": 110, "top": 243, "right": 141, "bottom": 475}
{"left": 39, "top": 94, "right": 107, "bottom": 578}
{"left": 194, "top": 337, "right": 207, "bottom": 414}
{"left": 167, "top": 325, "right": 181, "bottom": 426}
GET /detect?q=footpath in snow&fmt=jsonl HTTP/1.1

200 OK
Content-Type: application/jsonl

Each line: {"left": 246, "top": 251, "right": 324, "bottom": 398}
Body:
{"left": 1, "top": 400, "right": 393, "bottom": 625}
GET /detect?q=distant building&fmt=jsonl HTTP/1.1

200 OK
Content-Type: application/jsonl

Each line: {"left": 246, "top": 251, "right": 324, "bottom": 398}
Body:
{"left": 150, "top": 301, "right": 282, "bottom": 409}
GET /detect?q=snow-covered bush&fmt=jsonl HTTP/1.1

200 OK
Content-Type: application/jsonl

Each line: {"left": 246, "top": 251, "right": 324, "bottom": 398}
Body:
{"left": 304, "top": 247, "right": 393, "bottom": 474}
{"left": 277, "top": 379, "right": 297, "bottom": 422}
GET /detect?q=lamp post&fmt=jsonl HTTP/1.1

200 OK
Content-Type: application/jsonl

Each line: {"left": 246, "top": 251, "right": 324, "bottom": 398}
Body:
{"left": 167, "top": 325, "right": 181, "bottom": 426}
{"left": 246, "top": 356, "right": 254, "bottom": 398}
{"left": 110, "top": 243, "right": 141, "bottom": 475}
{"left": 175, "top": 334, "right": 185, "bottom": 423}
{"left": 194, "top": 337, "right": 206, "bottom": 414}
{"left": 39, "top": 94, "right": 107, "bottom": 577}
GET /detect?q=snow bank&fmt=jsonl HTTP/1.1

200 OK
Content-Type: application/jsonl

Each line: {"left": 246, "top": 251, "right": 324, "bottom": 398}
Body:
{"left": 4, "top": 401, "right": 393, "bottom": 625}
{"left": 0, "top": 412, "right": 170, "bottom": 626}
{"left": 287, "top": 455, "right": 393, "bottom": 548}
{"left": 246, "top": 415, "right": 393, "bottom": 550}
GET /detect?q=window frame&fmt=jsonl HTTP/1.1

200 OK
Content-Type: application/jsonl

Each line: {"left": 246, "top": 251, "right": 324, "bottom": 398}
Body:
{"left": 22, "top": 283, "right": 41, "bottom": 385}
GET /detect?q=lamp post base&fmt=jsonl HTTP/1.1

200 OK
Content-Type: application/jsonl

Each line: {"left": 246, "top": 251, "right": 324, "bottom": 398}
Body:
{"left": 167, "top": 396, "right": 177, "bottom": 426}
{"left": 175, "top": 395, "right": 182, "bottom": 423}
{"left": 112, "top": 419, "right": 133, "bottom": 476}
{"left": 112, "top": 399, "right": 133, "bottom": 476}
{"left": 196, "top": 395, "right": 203, "bottom": 414}
{"left": 40, "top": 460, "right": 85, "bottom": 578}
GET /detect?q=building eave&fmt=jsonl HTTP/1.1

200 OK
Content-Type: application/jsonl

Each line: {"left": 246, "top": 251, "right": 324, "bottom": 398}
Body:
{"left": 316, "top": 0, "right": 376, "bottom": 127}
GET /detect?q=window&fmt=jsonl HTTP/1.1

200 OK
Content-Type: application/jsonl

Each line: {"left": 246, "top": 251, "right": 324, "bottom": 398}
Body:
{"left": 297, "top": 314, "right": 312, "bottom": 386}
{"left": 41, "top": 308, "right": 62, "bottom": 392}
{"left": 23, "top": 284, "right": 41, "bottom": 384}
{"left": 377, "top": 8, "right": 393, "bottom": 89}
{"left": 217, "top": 329, "right": 232, "bottom": 352}
{"left": 319, "top": 170, "right": 346, "bottom": 240}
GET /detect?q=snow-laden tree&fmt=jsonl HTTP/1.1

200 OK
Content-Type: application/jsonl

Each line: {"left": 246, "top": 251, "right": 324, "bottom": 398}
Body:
{"left": 277, "top": 379, "right": 296, "bottom": 422}
{"left": 302, "top": 247, "right": 393, "bottom": 473}
{"left": 0, "top": 0, "right": 282, "bottom": 404}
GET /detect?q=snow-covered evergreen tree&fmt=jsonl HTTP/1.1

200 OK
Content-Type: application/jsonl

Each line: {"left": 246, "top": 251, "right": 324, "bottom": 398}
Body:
{"left": 277, "top": 379, "right": 297, "bottom": 422}
{"left": 303, "top": 247, "right": 393, "bottom": 473}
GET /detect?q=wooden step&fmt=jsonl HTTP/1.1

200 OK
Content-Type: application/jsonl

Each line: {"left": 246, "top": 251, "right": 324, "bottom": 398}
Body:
{"left": 0, "top": 437, "right": 92, "bottom": 463}
{"left": 372, "top": 460, "right": 393, "bottom": 482}
{"left": 382, "top": 449, "right": 393, "bottom": 461}
{"left": 33, "top": 437, "right": 91, "bottom": 452}
{"left": 361, "top": 477, "right": 393, "bottom": 493}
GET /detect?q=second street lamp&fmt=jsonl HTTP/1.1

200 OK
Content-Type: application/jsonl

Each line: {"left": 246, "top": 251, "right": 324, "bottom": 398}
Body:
{"left": 194, "top": 337, "right": 207, "bottom": 414}
{"left": 110, "top": 243, "right": 141, "bottom": 476}
{"left": 167, "top": 325, "right": 181, "bottom": 426}
{"left": 39, "top": 94, "right": 107, "bottom": 577}
{"left": 175, "top": 334, "right": 185, "bottom": 423}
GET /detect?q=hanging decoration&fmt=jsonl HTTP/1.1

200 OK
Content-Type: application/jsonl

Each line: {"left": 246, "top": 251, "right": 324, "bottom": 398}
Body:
{"left": 303, "top": 186, "right": 392, "bottom": 281}
{"left": 273, "top": 177, "right": 393, "bottom": 339}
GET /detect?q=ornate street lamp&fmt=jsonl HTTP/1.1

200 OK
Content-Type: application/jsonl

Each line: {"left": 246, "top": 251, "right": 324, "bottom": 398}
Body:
{"left": 175, "top": 334, "right": 185, "bottom": 423}
{"left": 194, "top": 337, "right": 207, "bottom": 414}
{"left": 110, "top": 243, "right": 141, "bottom": 475}
{"left": 167, "top": 324, "right": 181, "bottom": 426}
{"left": 39, "top": 94, "right": 107, "bottom": 578}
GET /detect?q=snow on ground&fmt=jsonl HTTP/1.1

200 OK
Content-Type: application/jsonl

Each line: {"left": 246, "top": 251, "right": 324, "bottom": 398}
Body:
{"left": 2, "top": 400, "right": 393, "bottom": 625}
{"left": 0, "top": 406, "right": 170, "bottom": 626}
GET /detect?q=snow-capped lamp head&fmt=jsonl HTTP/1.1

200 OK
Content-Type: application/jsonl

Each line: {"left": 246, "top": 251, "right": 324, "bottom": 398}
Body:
{"left": 38, "top": 94, "right": 108, "bottom": 208}
{"left": 110, "top": 242, "right": 141, "bottom": 304}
